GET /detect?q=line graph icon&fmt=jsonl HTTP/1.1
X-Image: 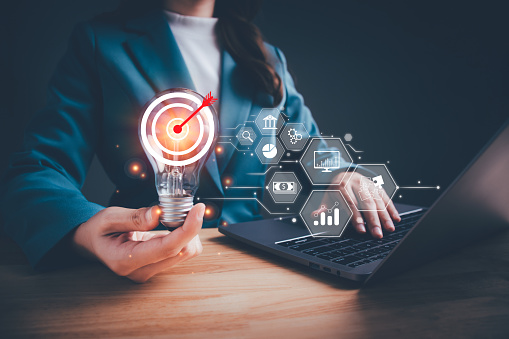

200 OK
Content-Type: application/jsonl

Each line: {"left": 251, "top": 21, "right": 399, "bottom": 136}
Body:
{"left": 314, "top": 151, "right": 340, "bottom": 172}
{"left": 313, "top": 201, "right": 340, "bottom": 226}
{"left": 299, "top": 190, "right": 353, "bottom": 237}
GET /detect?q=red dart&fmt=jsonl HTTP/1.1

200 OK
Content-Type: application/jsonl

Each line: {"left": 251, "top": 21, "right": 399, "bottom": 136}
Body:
{"left": 173, "top": 92, "right": 217, "bottom": 134}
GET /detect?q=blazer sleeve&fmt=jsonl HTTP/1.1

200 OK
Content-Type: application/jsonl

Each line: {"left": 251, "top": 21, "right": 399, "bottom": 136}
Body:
{"left": 0, "top": 23, "right": 104, "bottom": 270}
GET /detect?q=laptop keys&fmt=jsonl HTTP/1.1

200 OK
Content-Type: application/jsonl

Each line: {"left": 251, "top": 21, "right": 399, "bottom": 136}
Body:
{"left": 276, "top": 210, "right": 425, "bottom": 269}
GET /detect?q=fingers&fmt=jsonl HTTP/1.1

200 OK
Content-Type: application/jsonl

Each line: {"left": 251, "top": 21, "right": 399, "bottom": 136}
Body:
{"left": 343, "top": 187, "right": 366, "bottom": 234}
{"left": 119, "top": 203, "right": 205, "bottom": 272}
{"left": 102, "top": 206, "right": 161, "bottom": 233}
{"left": 129, "top": 231, "right": 169, "bottom": 242}
{"left": 361, "top": 209, "right": 384, "bottom": 239}
{"left": 160, "top": 203, "right": 205, "bottom": 252}
{"left": 126, "top": 235, "right": 203, "bottom": 283}
{"left": 382, "top": 190, "right": 401, "bottom": 222}
{"left": 373, "top": 196, "right": 395, "bottom": 232}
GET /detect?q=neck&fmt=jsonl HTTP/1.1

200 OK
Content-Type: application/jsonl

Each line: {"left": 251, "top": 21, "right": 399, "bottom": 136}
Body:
{"left": 163, "top": 0, "right": 216, "bottom": 18}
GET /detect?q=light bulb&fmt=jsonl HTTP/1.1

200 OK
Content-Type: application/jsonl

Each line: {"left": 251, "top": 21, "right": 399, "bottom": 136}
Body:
{"left": 139, "top": 88, "right": 218, "bottom": 228}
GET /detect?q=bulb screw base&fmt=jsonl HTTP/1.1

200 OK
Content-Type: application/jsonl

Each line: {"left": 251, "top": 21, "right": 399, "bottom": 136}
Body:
{"left": 159, "top": 194, "right": 194, "bottom": 229}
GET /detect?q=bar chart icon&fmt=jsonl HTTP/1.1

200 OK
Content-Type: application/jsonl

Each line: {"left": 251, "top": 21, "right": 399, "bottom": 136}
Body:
{"left": 313, "top": 201, "right": 340, "bottom": 226}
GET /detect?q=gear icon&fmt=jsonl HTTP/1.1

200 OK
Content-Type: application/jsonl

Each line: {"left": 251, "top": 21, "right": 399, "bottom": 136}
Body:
{"left": 288, "top": 128, "right": 303, "bottom": 144}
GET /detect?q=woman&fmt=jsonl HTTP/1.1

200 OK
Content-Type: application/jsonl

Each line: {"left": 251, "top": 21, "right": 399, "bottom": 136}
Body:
{"left": 1, "top": 0, "right": 400, "bottom": 283}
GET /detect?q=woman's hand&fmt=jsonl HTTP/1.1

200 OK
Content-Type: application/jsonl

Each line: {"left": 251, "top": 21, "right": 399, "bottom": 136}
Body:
{"left": 72, "top": 203, "right": 205, "bottom": 283}
{"left": 334, "top": 172, "right": 401, "bottom": 238}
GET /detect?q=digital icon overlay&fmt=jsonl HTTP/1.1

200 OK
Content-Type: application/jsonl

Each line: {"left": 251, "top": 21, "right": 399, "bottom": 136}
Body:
{"left": 344, "top": 164, "right": 398, "bottom": 211}
{"left": 213, "top": 106, "right": 433, "bottom": 237}
{"left": 300, "top": 138, "right": 353, "bottom": 185}
{"left": 280, "top": 123, "right": 309, "bottom": 151}
{"left": 314, "top": 151, "right": 340, "bottom": 172}
{"left": 300, "top": 190, "right": 352, "bottom": 237}
{"left": 268, "top": 172, "right": 302, "bottom": 203}
{"left": 313, "top": 201, "right": 340, "bottom": 226}
{"left": 255, "top": 108, "right": 284, "bottom": 135}
{"left": 236, "top": 126, "right": 257, "bottom": 146}
{"left": 358, "top": 175, "right": 384, "bottom": 201}
{"left": 255, "top": 137, "right": 284, "bottom": 164}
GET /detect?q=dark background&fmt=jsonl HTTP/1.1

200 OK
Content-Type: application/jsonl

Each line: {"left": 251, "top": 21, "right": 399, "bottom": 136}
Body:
{"left": 2, "top": 0, "right": 508, "bottom": 208}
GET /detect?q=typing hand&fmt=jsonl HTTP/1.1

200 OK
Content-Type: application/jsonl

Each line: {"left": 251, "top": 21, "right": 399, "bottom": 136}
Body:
{"left": 332, "top": 172, "right": 401, "bottom": 238}
{"left": 72, "top": 203, "right": 205, "bottom": 283}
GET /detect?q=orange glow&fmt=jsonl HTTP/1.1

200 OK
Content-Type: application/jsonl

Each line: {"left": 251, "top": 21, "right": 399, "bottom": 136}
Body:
{"left": 222, "top": 176, "right": 233, "bottom": 186}
{"left": 153, "top": 106, "right": 206, "bottom": 162}
{"left": 156, "top": 208, "right": 162, "bottom": 215}
{"left": 179, "top": 252, "right": 183, "bottom": 256}
{"left": 203, "top": 204, "right": 218, "bottom": 220}
{"left": 216, "top": 146, "right": 223, "bottom": 153}
{"left": 116, "top": 189, "right": 119, "bottom": 194}
{"left": 115, "top": 144, "right": 119, "bottom": 148}
{"left": 218, "top": 252, "right": 221, "bottom": 255}
{"left": 125, "top": 159, "right": 146, "bottom": 178}
{"left": 222, "top": 221, "right": 228, "bottom": 226}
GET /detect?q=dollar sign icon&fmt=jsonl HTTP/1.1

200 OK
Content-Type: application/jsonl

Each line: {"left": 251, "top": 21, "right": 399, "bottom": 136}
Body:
{"left": 280, "top": 183, "right": 288, "bottom": 190}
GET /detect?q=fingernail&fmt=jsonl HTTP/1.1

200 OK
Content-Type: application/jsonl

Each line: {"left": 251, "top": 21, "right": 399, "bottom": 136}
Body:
{"left": 357, "top": 224, "right": 366, "bottom": 233}
{"left": 373, "top": 228, "right": 383, "bottom": 238}
{"left": 145, "top": 207, "right": 153, "bottom": 223}
{"left": 196, "top": 203, "right": 206, "bottom": 219}
{"left": 386, "top": 220, "right": 395, "bottom": 231}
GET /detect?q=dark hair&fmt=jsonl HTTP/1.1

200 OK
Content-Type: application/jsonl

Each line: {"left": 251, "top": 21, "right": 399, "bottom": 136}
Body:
{"left": 214, "top": 0, "right": 283, "bottom": 106}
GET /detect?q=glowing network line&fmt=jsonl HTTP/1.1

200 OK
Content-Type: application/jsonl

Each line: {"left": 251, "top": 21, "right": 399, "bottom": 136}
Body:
{"left": 206, "top": 197, "right": 292, "bottom": 215}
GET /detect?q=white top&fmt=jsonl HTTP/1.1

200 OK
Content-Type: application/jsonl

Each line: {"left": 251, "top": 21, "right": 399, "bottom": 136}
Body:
{"left": 164, "top": 10, "right": 221, "bottom": 111}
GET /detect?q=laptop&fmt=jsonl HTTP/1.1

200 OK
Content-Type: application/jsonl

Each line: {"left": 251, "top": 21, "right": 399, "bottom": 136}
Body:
{"left": 218, "top": 119, "right": 509, "bottom": 284}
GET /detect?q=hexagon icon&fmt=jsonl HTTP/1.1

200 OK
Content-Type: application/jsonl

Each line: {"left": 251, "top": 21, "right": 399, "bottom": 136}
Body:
{"left": 344, "top": 164, "right": 398, "bottom": 211}
{"left": 255, "top": 108, "right": 284, "bottom": 135}
{"left": 255, "top": 136, "right": 284, "bottom": 164}
{"left": 268, "top": 172, "right": 302, "bottom": 203}
{"left": 236, "top": 126, "right": 258, "bottom": 146}
{"left": 280, "top": 123, "right": 310, "bottom": 151}
{"left": 299, "top": 190, "right": 353, "bottom": 237}
{"left": 300, "top": 137, "right": 353, "bottom": 185}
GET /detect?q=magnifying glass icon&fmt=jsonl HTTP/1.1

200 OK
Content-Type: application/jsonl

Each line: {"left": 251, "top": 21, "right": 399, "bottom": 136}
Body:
{"left": 242, "top": 130, "right": 254, "bottom": 143}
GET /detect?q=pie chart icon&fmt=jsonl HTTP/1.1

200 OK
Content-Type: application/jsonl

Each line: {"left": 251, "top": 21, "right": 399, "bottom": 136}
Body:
{"left": 262, "top": 143, "right": 278, "bottom": 159}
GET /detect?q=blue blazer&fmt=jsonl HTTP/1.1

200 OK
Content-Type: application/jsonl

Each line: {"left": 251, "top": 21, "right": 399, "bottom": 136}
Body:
{"left": 1, "top": 10, "right": 344, "bottom": 269}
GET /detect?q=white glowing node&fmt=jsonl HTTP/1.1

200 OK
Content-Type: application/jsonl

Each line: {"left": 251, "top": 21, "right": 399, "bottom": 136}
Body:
{"left": 140, "top": 91, "right": 216, "bottom": 166}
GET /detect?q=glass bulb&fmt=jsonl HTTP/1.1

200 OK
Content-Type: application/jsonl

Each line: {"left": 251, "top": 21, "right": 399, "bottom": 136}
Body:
{"left": 139, "top": 88, "right": 218, "bottom": 228}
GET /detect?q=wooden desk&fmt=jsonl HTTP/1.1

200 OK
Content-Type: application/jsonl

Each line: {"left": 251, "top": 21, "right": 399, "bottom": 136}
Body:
{"left": 1, "top": 229, "right": 508, "bottom": 338}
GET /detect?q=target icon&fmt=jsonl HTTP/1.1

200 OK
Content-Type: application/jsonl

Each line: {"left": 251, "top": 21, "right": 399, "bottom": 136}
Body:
{"left": 140, "top": 89, "right": 218, "bottom": 167}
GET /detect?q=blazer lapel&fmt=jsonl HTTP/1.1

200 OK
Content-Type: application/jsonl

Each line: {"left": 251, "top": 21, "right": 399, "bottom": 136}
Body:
{"left": 217, "top": 50, "right": 254, "bottom": 173}
{"left": 123, "top": 10, "right": 223, "bottom": 195}
{"left": 124, "top": 10, "right": 195, "bottom": 94}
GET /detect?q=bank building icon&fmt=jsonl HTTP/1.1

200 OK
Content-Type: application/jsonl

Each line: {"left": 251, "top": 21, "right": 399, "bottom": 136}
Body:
{"left": 263, "top": 114, "right": 278, "bottom": 129}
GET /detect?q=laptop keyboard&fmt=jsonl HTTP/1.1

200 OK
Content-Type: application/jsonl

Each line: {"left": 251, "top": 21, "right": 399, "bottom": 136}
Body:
{"left": 276, "top": 210, "right": 425, "bottom": 269}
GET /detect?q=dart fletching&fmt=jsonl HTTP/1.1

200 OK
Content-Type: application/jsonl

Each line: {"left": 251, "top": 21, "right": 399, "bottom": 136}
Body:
{"left": 202, "top": 92, "right": 218, "bottom": 107}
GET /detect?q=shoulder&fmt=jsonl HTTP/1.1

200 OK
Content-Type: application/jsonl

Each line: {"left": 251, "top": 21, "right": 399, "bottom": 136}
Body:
{"left": 70, "top": 9, "right": 151, "bottom": 45}
{"left": 263, "top": 42, "right": 288, "bottom": 67}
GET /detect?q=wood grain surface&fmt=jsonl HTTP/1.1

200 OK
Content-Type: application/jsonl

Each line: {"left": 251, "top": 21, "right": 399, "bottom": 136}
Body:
{"left": 1, "top": 228, "right": 508, "bottom": 338}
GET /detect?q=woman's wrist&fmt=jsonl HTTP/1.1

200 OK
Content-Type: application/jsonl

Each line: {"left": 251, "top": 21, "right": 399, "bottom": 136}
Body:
{"left": 71, "top": 223, "right": 97, "bottom": 261}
